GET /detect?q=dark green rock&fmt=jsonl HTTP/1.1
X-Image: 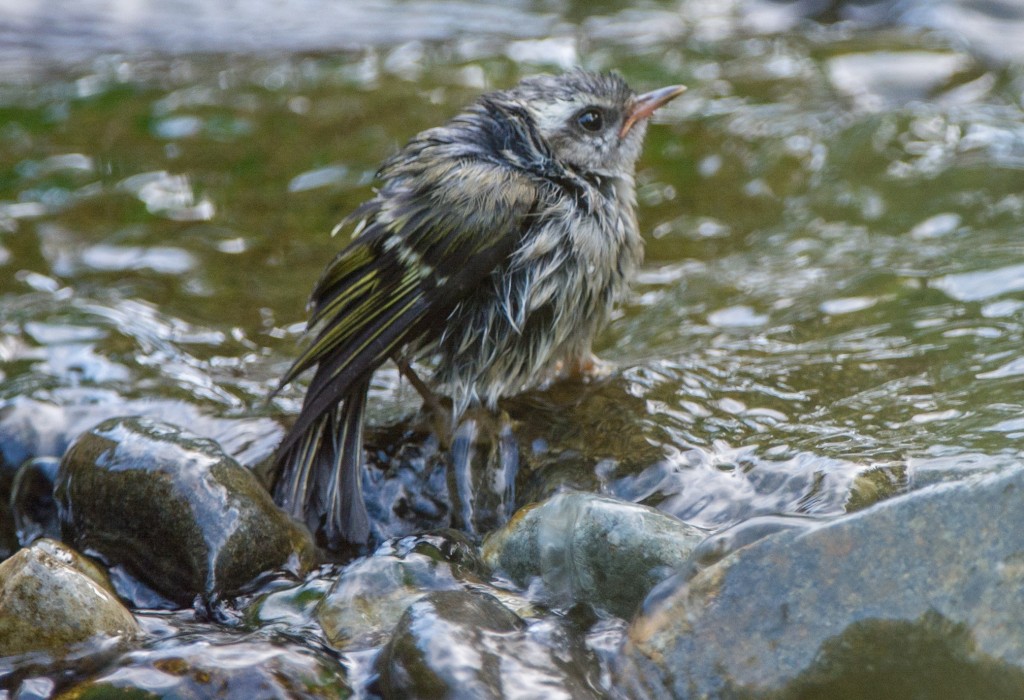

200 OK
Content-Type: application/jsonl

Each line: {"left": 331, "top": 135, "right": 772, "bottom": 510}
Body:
{"left": 55, "top": 417, "right": 316, "bottom": 604}
{"left": 618, "top": 466, "right": 1024, "bottom": 699}
{"left": 375, "top": 589, "right": 602, "bottom": 699}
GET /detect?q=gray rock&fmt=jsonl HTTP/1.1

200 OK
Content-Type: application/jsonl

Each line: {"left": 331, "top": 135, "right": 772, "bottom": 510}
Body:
{"left": 482, "top": 491, "right": 706, "bottom": 618}
{"left": 55, "top": 416, "right": 316, "bottom": 604}
{"left": 617, "top": 466, "right": 1024, "bottom": 699}
{"left": 314, "top": 531, "right": 485, "bottom": 649}
{"left": 375, "top": 589, "right": 601, "bottom": 699}
{"left": 0, "top": 538, "right": 139, "bottom": 656}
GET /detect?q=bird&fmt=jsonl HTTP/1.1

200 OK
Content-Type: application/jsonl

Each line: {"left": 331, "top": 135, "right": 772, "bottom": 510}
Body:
{"left": 272, "top": 68, "right": 686, "bottom": 549}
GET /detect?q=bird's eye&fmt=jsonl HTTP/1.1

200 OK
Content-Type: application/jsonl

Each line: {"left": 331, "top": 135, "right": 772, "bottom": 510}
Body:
{"left": 576, "top": 108, "right": 604, "bottom": 133}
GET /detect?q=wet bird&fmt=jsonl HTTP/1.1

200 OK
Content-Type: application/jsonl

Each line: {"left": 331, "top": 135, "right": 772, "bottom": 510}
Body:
{"left": 273, "top": 68, "right": 685, "bottom": 548}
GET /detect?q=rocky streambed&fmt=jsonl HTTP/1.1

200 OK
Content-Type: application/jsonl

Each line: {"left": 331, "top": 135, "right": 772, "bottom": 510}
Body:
{"left": 4, "top": 411, "right": 1024, "bottom": 697}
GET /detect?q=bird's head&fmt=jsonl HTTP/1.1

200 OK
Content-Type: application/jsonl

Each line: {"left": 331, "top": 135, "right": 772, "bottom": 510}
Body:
{"left": 506, "top": 69, "right": 686, "bottom": 179}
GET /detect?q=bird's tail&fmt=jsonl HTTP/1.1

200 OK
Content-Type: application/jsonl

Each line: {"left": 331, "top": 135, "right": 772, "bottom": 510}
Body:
{"left": 274, "top": 377, "right": 372, "bottom": 548}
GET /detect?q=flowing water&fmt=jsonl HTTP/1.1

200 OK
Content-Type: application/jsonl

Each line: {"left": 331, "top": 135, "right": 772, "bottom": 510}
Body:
{"left": 2, "top": 0, "right": 1024, "bottom": 695}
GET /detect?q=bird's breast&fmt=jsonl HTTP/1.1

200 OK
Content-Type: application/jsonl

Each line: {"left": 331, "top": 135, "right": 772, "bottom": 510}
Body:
{"left": 520, "top": 188, "right": 642, "bottom": 312}
{"left": 428, "top": 186, "right": 642, "bottom": 411}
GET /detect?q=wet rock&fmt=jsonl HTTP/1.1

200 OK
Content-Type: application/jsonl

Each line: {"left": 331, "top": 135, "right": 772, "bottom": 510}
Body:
{"left": 59, "top": 635, "right": 351, "bottom": 698}
{"left": 0, "top": 388, "right": 283, "bottom": 560}
{"left": 55, "top": 417, "right": 316, "bottom": 605}
{"left": 482, "top": 492, "right": 705, "bottom": 618}
{"left": 507, "top": 379, "right": 663, "bottom": 506}
{"left": 313, "top": 531, "right": 487, "bottom": 649}
{"left": 618, "top": 466, "right": 1024, "bottom": 699}
{"left": 0, "top": 538, "right": 139, "bottom": 656}
{"left": 375, "top": 589, "right": 601, "bottom": 700}
{"left": 685, "top": 514, "right": 819, "bottom": 570}
{"left": 245, "top": 572, "right": 335, "bottom": 633}
{"left": 10, "top": 456, "right": 62, "bottom": 547}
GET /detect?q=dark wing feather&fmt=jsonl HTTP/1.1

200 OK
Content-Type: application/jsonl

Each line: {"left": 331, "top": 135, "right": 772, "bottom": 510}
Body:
{"left": 273, "top": 149, "right": 538, "bottom": 546}
{"left": 275, "top": 378, "right": 371, "bottom": 545}
{"left": 278, "top": 160, "right": 537, "bottom": 452}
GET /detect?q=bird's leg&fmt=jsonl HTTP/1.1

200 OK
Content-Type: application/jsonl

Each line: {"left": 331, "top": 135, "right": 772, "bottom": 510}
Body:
{"left": 393, "top": 358, "right": 519, "bottom": 537}
{"left": 448, "top": 406, "right": 518, "bottom": 538}
{"left": 394, "top": 358, "right": 453, "bottom": 444}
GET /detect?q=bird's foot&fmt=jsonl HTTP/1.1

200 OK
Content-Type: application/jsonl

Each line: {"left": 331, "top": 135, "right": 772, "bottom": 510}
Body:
{"left": 551, "top": 353, "right": 613, "bottom": 382}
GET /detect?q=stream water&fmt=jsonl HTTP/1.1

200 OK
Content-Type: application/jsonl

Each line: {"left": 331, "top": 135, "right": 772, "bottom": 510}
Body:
{"left": 2, "top": 0, "right": 1023, "bottom": 696}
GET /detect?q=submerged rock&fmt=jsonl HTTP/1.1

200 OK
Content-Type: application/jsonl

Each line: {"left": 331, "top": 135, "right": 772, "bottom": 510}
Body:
{"left": 314, "top": 531, "right": 486, "bottom": 650}
{"left": 618, "top": 466, "right": 1024, "bottom": 698}
{"left": 374, "top": 589, "right": 601, "bottom": 699}
{"left": 482, "top": 491, "right": 705, "bottom": 618}
{"left": 245, "top": 572, "right": 335, "bottom": 633}
{"left": 0, "top": 389, "right": 284, "bottom": 560}
{"left": 55, "top": 417, "right": 316, "bottom": 605}
{"left": 60, "top": 635, "right": 351, "bottom": 698}
{"left": 0, "top": 539, "right": 138, "bottom": 656}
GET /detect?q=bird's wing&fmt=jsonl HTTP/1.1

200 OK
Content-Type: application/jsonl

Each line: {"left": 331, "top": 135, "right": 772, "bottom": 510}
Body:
{"left": 277, "top": 159, "right": 539, "bottom": 454}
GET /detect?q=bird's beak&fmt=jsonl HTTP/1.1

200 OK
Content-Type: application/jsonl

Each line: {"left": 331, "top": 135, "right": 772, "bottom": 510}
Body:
{"left": 620, "top": 84, "right": 687, "bottom": 138}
